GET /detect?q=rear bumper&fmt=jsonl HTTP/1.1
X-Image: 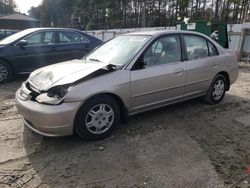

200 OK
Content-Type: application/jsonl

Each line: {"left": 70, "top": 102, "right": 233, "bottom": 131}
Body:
{"left": 16, "top": 89, "right": 82, "bottom": 137}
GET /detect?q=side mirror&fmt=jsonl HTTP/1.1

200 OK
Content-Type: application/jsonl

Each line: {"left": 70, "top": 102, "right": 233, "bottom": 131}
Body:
{"left": 17, "top": 40, "right": 28, "bottom": 47}
{"left": 133, "top": 58, "right": 147, "bottom": 70}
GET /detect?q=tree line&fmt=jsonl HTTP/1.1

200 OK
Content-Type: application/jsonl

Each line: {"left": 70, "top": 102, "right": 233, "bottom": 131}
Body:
{"left": 0, "top": 0, "right": 16, "bottom": 14}
{"left": 27, "top": 0, "right": 250, "bottom": 30}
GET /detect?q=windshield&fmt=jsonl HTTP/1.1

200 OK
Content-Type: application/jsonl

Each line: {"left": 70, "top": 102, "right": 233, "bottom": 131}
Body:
{"left": 0, "top": 29, "right": 37, "bottom": 45}
{"left": 86, "top": 35, "right": 150, "bottom": 66}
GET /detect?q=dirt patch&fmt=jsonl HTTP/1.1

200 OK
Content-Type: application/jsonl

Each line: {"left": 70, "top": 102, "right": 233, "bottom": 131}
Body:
{"left": 0, "top": 99, "right": 20, "bottom": 120}
{"left": 0, "top": 79, "right": 23, "bottom": 101}
{"left": 0, "top": 66, "right": 250, "bottom": 187}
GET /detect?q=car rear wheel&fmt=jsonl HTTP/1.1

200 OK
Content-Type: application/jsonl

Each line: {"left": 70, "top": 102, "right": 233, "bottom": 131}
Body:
{"left": 0, "top": 60, "right": 12, "bottom": 84}
{"left": 203, "top": 74, "right": 227, "bottom": 104}
{"left": 74, "top": 95, "right": 120, "bottom": 140}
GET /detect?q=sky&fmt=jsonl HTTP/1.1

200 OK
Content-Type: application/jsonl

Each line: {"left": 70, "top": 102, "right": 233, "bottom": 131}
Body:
{"left": 15, "top": 0, "right": 43, "bottom": 14}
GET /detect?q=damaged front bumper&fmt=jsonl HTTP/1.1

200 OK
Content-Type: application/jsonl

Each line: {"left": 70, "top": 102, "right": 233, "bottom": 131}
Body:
{"left": 15, "top": 88, "right": 82, "bottom": 137}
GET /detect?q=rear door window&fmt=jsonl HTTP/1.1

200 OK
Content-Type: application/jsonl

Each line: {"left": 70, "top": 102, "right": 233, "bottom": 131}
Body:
{"left": 58, "top": 31, "right": 89, "bottom": 44}
{"left": 208, "top": 42, "right": 218, "bottom": 56}
{"left": 184, "top": 35, "right": 209, "bottom": 60}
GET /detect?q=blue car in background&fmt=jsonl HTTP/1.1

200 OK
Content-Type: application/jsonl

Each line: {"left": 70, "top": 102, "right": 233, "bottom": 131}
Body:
{"left": 0, "top": 28, "right": 102, "bottom": 83}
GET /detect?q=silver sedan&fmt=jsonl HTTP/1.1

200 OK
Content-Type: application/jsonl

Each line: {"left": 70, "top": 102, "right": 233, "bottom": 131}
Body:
{"left": 16, "top": 30, "right": 238, "bottom": 140}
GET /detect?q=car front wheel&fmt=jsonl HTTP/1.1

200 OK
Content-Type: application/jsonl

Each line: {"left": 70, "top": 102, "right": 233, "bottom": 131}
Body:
{"left": 74, "top": 95, "right": 120, "bottom": 140}
{"left": 203, "top": 74, "right": 227, "bottom": 104}
{"left": 0, "top": 60, "right": 12, "bottom": 84}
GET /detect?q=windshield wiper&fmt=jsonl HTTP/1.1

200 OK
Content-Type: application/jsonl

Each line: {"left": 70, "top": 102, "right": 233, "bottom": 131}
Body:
{"left": 87, "top": 58, "right": 119, "bottom": 70}
{"left": 89, "top": 58, "right": 102, "bottom": 62}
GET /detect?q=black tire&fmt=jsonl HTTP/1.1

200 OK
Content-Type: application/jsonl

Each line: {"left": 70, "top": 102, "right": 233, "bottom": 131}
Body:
{"left": 0, "top": 60, "right": 13, "bottom": 84}
{"left": 203, "top": 74, "right": 227, "bottom": 104}
{"left": 74, "top": 95, "right": 120, "bottom": 140}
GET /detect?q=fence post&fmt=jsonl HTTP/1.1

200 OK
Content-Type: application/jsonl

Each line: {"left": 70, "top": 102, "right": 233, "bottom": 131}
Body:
{"left": 102, "top": 31, "right": 104, "bottom": 41}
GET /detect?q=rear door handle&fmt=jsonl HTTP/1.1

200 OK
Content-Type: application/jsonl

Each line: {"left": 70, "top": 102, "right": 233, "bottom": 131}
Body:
{"left": 212, "top": 64, "right": 218, "bottom": 68}
{"left": 175, "top": 68, "right": 184, "bottom": 75}
{"left": 84, "top": 44, "right": 91, "bottom": 51}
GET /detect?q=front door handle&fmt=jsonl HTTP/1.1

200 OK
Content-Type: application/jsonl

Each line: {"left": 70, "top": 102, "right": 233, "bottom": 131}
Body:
{"left": 51, "top": 46, "right": 56, "bottom": 51}
{"left": 175, "top": 68, "right": 184, "bottom": 75}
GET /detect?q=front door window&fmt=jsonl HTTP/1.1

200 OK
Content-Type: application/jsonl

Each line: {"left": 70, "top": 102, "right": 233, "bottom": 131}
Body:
{"left": 143, "top": 35, "right": 182, "bottom": 67}
{"left": 25, "top": 31, "right": 56, "bottom": 46}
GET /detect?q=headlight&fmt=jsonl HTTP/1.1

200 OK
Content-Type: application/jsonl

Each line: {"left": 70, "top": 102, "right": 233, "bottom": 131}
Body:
{"left": 35, "top": 86, "right": 69, "bottom": 105}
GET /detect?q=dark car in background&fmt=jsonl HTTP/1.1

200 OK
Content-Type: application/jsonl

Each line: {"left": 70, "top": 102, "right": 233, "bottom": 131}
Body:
{"left": 0, "top": 28, "right": 102, "bottom": 83}
{"left": 0, "top": 29, "right": 18, "bottom": 40}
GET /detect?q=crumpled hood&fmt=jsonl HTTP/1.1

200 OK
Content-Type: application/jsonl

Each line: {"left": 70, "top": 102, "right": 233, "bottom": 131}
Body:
{"left": 28, "top": 59, "right": 109, "bottom": 91}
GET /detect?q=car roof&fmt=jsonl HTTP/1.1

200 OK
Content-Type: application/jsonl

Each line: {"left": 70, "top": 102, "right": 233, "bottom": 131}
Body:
{"left": 22, "top": 27, "right": 83, "bottom": 33}
{"left": 123, "top": 30, "right": 206, "bottom": 36}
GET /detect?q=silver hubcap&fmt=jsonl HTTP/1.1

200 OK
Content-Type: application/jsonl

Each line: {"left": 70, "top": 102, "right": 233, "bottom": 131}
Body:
{"left": 212, "top": 80, "right": 225, "bottom": 100}
{"left": 0, "top": 64, "right": 8, "bottom": 82}
{"left": 85, "top": 104, "right": 114, "bottom": 134}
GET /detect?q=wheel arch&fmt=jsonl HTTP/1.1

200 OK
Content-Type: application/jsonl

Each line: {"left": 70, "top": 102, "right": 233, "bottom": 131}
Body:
{"left": 101, "top": 93, "right": 128, "bottom": 121}
{"left": 0, "top": 57, "right": 15, "bottom": 75}
{"left": 75, "top": 92, "right": 128, "bottom": 125}
{"left": 217, "top": 71, "right": 230, "bottom": 91}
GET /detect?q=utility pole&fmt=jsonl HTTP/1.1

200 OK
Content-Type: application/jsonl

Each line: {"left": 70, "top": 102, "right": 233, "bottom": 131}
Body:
{"left": 210, "top": 0, "right": 214, "bottom": 21}
{"left": 243, "top": 2, "right": 249, "bottom": 23}
{"left": 143, "top": 1, "right": 146, "bottom": 28}
{"left": 214, "top": 0, "right": 219, "bottom": 23}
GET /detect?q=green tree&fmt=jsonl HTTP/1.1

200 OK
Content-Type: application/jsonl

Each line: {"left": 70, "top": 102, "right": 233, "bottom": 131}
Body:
{"left": 0, "top": 0, "right": 16, "bottom": 14}
{"left": 28, "top": 0, "right": 250, "bottom": 29}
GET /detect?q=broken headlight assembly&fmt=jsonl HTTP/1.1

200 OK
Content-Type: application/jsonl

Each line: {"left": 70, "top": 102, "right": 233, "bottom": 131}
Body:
{"left": 35, "top": 86, "right": 69, "bottom": 105}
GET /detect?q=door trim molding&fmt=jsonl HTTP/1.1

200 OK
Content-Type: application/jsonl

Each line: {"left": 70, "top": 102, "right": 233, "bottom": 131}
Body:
{"left": 132, "top": 83, "right": 186, "bottom": 98}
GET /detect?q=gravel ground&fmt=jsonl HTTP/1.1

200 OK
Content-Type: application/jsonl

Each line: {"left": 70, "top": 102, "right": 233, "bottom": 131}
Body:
{"left": 0, "top": 66, "right": 250, "bottom": 188}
